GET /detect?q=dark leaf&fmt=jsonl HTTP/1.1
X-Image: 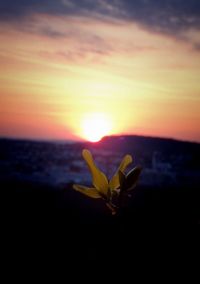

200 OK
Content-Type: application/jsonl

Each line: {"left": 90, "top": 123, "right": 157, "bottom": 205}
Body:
{"left": 118, "top": 170, "right": 126, "bottom": 190}
{"left": 125, "top": 166, "right": 142, "bottom": 191}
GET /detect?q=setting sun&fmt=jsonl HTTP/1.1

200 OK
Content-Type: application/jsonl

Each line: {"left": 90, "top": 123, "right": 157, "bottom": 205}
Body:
{"left": 82, "top": 113, "right": 111, "bottom": 142}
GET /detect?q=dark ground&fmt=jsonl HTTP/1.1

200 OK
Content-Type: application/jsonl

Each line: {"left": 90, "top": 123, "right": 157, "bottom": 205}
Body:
{"left": 2, "top": 180, "right": 199, "bottom": 230}
{"left": 1, "top": 179, "right": 199, "bottom": 267}
{"left": 1, "top": 135, "right": 199, "bottom": 271}
{"left": 2, "top": 180, "right": 199, "bottom": 225}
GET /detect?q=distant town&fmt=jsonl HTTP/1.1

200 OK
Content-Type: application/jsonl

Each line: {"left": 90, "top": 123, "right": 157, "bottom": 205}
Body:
{"left": 0, "top": 135, "right": 199, "bottom": 190}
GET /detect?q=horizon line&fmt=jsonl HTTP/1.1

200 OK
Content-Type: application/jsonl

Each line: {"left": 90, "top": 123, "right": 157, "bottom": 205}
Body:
{"left": 0, "top": 133, "right": 199, "bottom": 145}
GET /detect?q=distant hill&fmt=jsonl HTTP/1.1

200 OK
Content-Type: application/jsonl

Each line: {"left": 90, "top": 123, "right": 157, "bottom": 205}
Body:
{"left": 85, "top": 134, "right": 199, "bottom": 155}
{"left": 84, "top": 135, "right": 200, "bottom": 171}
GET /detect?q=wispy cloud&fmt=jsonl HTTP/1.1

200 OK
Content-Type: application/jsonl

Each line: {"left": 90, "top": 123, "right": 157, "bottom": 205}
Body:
{"left": 0, "top": 0, "right": 200, "bottom": 51}
{"left": 39, "top": 26, "right": 67, "bottom": 38}
{"left": 1, "top": 0, "right": 200, "bottom": 32}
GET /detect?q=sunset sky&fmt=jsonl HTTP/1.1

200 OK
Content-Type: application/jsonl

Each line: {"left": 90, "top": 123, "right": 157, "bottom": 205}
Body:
{"left": 0, "top": 0, "right": 200, "bottom": 142}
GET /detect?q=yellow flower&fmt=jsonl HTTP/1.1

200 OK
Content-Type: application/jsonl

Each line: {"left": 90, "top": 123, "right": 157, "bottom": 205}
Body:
{"left": 73, "top": 149, "right": 133, "bottom": 213}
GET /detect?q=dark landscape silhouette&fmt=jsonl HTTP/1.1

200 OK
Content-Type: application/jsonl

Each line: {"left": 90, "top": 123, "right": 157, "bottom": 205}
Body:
{"left": 1, "top": 135, "right": 199, "bottom": 260}
{"left": 1, "top": 135, "right": 199, "bottom": 224}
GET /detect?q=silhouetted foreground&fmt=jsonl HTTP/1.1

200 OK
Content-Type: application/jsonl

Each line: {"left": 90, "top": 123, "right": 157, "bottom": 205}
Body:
{"left": 1, "top": 179, "right": 199, "bottom": 265}
{"left": 1, "top": 136, "right": 199, "bottom": 261}
{"left": 2, "top": 179, "right": 199, "bottom": 225}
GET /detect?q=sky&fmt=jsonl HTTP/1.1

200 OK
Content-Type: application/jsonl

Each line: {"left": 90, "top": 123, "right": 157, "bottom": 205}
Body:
{"left": 0, "top": 0, "right": 200, "bottom": 142}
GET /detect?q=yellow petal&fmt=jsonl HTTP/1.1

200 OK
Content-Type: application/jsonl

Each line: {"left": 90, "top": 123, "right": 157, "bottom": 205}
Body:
{"left": 109, "top": 154, "right": 132, "bottom": 190}
{"left": 82, "top": 149, "right": 108, "bottom": 196}
{"left": 73, "top": 184, "right": 102, "bottom": 199}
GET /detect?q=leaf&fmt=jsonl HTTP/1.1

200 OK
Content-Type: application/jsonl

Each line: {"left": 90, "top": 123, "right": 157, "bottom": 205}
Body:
{"left": 73, "top": 184, "right": 102, "bottom": 199}
{"left": 118, "top": 170, "right": 126, "bottom": 190}
{"left": 109, "top": 154, "right": 132, "bottom": 190}
{"left": 82, "top": 149, "right": 108, "bottom": 196}
{"left": 125, "top": 166, "right": 142, "bottom": 191}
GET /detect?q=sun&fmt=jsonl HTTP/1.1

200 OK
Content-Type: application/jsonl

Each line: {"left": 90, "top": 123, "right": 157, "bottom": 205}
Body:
{"left": 82, "top": 113, "right": 111, "bottom": 142}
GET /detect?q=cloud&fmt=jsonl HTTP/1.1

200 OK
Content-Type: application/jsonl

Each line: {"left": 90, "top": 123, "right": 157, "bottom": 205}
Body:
{"left": 37, "top": 30, "right": 114, "bottom": 65}
{"left": 39, "top": 26, "right": 67, "bottom": 38}
{"left": 122, "top": 0, "right": 200, "bottom": 35}
{"left": 193, "top": 42, "right": 200, "bottom": 51}
{"left": 0, "top": 0, "right": 200, "bottom": 45}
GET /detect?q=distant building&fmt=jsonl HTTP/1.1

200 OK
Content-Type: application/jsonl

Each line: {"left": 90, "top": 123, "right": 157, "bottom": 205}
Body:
{"left": 152, "top": 152, "right": 172, "bottom": 173}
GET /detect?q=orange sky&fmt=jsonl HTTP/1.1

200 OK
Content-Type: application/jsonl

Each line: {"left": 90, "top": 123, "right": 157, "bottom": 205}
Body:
{"left": 0, "top": 9, "right": 200, "bottom": 142}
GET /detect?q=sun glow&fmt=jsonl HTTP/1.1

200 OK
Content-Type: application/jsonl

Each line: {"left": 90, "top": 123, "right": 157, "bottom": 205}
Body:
{"left": 82, "top": 113, "right": 112, "bottom": 142}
